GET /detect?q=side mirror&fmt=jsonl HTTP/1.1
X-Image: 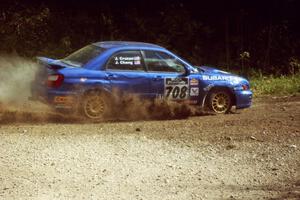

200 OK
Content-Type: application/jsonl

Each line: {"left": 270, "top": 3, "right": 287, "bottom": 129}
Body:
{"left": 183, "top": 67, "right": 190, "bottom": 76}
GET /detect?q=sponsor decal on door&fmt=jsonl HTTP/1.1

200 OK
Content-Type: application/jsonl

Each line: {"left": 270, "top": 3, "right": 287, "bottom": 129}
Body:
{"left": 164, "top": 78, "right": 189, "bottom": 99}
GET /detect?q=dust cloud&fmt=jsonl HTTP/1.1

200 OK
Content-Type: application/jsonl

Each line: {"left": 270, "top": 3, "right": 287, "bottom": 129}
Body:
{"left": 0, "top": 55, "right": 38, "bottom": 104}
{"left": 0, "top": 55, "right": 55, "bottom": 124}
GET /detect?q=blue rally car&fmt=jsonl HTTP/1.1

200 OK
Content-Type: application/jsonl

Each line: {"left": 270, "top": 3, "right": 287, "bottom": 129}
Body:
{"left": 30, "top": 41, "right": 252, "bottom": 119}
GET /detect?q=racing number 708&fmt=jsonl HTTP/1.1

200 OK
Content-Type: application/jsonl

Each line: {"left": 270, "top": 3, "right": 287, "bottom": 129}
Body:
{"left": 165, "top": 86, "right": 188, "bottom": 99}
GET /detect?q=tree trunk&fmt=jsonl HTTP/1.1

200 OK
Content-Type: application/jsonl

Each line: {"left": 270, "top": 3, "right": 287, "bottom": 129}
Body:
{"left": 225, "top": 15, "right": 230, "bottom": 70}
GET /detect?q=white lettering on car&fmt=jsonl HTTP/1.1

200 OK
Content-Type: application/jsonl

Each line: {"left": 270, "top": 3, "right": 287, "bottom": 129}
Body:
{"left": 202, "top": 75, "right": 242, "bottom": 85}
{"left": 120, "top": 60, "right": 133, "bottom": 65}
{"left": 114, "top": 56, "right": 141, "bottom": 65}
{"left": 202, "top": 75, "right": 232, "bottom": 81}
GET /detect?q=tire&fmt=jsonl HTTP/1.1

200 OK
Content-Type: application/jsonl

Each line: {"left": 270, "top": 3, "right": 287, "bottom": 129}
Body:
{"left": 207, "top": 89, "right": 232, "bottom": 114}
{"left": 81, "top": 91, "right": 109, "bottom": 120}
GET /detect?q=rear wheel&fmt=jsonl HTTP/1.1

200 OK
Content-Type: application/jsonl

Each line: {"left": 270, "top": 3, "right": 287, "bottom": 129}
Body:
{"left": 207, "top": 90, "right": 232, "bottom": 114}
{"left": 81, "top": 92, "right": 109, "bottom": 120}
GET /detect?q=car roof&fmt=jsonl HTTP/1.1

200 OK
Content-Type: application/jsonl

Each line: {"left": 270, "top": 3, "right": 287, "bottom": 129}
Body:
{"left": 93, "top": 41, "right": 165, "bottom": 49}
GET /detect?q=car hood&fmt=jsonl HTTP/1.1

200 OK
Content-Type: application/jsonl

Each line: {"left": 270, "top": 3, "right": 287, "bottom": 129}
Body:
{"left": 195, "top": 65, "right": 232, "bottom": 75}
{"left": 194, "top": 65, "right": 250, "bottom": 86}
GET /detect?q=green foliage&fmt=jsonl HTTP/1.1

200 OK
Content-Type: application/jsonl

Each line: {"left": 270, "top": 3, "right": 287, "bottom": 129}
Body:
{"left": 250, "top": 74, "right": 300, "bottom": 96}
{"left": 0, "top": 5, "right": 50, "bottom": 55}
{"left": 0, "top": 1, "right": 300, "bottom": 76}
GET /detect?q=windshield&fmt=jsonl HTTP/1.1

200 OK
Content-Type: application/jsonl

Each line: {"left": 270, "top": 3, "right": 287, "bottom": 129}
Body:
{"left": 62, "top": 45, "right": 105, "bottom": 67}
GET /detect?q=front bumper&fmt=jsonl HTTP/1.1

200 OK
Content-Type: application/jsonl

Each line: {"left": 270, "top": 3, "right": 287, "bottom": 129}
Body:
{"left": 234, "top": 90, "right": 253, "bottom": 109}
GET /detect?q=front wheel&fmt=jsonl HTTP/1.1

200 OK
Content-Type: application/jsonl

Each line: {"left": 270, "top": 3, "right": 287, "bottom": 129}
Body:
{"left": 207, "top": 90, "right": 232, "bottom": 114}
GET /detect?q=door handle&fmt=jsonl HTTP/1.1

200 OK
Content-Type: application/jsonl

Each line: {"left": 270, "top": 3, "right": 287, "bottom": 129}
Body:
{"left": 152, "top": 76, "right": 162, "bottom": 81}
{"left": 106, "top": 74, "right": 116, "bottom": 80}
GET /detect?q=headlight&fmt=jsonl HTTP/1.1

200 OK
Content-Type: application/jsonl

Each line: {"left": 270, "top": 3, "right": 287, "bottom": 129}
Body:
{"left": 229, "top": 76, "right": 243, "bottom": 85}
{"left": 242, "top": 84, "right": 249, "bottom": 90}
{"left": 234, "top": 84, "right": 250, "bottom": 91}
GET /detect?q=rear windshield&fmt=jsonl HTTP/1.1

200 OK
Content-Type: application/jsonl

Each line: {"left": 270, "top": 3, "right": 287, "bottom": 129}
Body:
{"left": 62, "top": 45, "right": 105, "bottom": 67}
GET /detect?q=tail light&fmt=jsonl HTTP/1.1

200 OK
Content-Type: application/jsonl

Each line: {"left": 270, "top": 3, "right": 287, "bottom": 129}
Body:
{"left": 47, "top": 74, "right": 64, "bottom": 88}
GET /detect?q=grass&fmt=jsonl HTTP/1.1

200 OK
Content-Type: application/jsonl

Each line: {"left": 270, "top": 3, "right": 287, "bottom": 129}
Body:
{"left": 250, "top": 73, "right": 300, "bottom": 96}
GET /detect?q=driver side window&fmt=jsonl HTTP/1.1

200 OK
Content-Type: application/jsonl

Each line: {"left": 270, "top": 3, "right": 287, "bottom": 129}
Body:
{"left": 143, "top": 50, "right": 186, "bottom": 73}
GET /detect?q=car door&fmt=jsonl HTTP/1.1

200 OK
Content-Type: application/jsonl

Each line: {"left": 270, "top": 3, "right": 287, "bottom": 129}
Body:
{"left": 142, "top": 50, "right": 192, "bottom": 101}
{"left": 105, "top": 50, "right": 151, "bottom": 98}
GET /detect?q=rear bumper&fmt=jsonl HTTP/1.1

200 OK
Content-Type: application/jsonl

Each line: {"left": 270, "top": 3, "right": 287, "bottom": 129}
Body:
{"left": 234, "top": 90, "right": 253, "bottom": 109}
{"left": 29, "top": 85, "right": 80, "bottom": 109}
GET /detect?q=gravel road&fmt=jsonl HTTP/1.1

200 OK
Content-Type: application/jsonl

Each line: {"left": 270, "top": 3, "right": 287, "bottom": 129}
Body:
{"left": 0, "top": 96, "right": 299, "bottom": 200}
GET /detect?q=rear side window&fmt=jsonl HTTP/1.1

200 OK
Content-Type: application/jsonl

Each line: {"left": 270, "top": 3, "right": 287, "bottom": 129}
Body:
{"left": 143, "top": 50, "right": 186, "bottom": 73}
{"left": 62, "top": 45, "right": 105, "bottom": 67}
{"left": 106, "top": 51, "right": 145, "bottom": 71}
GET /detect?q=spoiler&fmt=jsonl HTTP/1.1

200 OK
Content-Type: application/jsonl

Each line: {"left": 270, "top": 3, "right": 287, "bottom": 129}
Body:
{"left": 36, "top": 56, "right": 67, "bottom": 70}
